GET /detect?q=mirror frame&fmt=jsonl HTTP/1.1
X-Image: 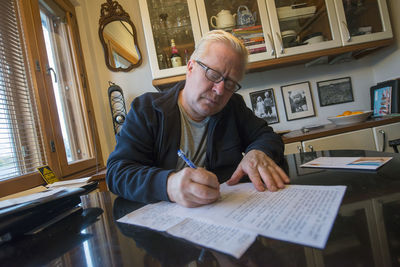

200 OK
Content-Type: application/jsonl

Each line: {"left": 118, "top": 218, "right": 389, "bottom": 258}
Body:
{"left": 99, "top": 0, "right": 142, "bottom": 72}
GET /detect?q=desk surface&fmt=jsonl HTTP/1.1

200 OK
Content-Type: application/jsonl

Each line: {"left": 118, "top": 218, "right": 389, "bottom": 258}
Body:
{"left": 1, "top": 150, "right": 400, "bottom": 266}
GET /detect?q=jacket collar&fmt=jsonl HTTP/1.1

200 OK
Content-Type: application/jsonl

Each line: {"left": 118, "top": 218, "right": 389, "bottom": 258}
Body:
{"left": 152, "top": 81, "right": 185, "bottom": 112}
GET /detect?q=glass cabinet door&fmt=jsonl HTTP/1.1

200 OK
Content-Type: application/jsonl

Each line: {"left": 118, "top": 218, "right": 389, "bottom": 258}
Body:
{"left": 138, "top": 0, "right": 202, "bottom": 79}
{"left": 266, "top": 0, "right": 342, "bottom": 58}
{"left": 334, "top": 0, "right": 392, "bottom": 46}
{"left": 196, "top": 0, "right": 276, "bottom": 62}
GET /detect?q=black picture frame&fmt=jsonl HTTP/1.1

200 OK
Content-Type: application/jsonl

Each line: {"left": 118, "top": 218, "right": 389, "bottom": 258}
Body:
{"left": 281, "top": 81, "right": 315, "bottom": 121}
{"left": 316, "top": 77, "right": 354, "bottom": 107}
{"left": 370, "top": 78, "right": 400, "bottom": 116}
{"left": 249, "top": 88, "right": 279, "bottom": 124}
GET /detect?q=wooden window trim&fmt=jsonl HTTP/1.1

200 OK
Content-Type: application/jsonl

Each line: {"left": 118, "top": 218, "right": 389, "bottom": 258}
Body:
{"left": 0, "top": 0, "right": 104, "bottom": 197}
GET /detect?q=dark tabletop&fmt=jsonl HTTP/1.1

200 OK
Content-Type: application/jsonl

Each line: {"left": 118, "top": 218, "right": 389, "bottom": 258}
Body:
{"left": 1, "top": 150, "right": 400, "bottom": 267}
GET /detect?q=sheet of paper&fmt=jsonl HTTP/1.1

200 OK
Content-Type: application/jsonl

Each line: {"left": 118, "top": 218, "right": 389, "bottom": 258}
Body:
{"left": 118, "top": 202, "right": 257, "bottom": 258}
{"left": 118, "top": 201, "right": 186, "bottom": 231}
{"left": 118, "top": 183, "right": 346, "bottom": 257}
{"left": 167, "top": 218, "right": 257, "bottom": 258}
{"left": 0, "top": 187, "right": 67, "bottom": 209}
{"left": 301, "top": 157, "right": 392, "bottom": 170}
{"left": 0, "top": 186, "right": 48, "bottom": 201}
{"left": 47, "top": 177, "right": 91, "bottom": 188}
{"left": 171, "top": 184, "right": 346, "bottom": 249}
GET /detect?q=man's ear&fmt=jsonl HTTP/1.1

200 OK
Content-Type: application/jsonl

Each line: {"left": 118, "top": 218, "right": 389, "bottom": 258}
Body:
{"left": 186, "top": 59, "right": 194, "bottom": 75}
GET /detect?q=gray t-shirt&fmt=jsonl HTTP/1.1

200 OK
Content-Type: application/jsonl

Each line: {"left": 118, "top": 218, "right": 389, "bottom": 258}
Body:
{"left": 176, "top": 101, "right": 209, "bottom": 170}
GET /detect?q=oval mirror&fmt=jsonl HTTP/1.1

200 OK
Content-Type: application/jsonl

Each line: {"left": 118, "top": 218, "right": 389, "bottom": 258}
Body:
{"left": 99, "top": 0, "right": 142, "bottom": 72}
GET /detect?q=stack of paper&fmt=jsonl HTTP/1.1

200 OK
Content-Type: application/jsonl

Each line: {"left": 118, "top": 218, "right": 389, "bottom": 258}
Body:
{"left": 301, "top": 157, "right": 392, "bottom": 170}
{"left": 118, "top": 183, "right": 346, "bottom": 258}
{"left": 46, "top": 177, "right": 93, "bottom": 189}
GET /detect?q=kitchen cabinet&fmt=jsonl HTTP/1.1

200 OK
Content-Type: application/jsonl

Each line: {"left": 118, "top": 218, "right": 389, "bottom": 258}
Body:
{"left": 196, "top": 0, "right": 341, "bottom": 59}
{"left": 285, "top": 128, "right": 376, "bottom": 154}
{"left": 140, "top": 0, "right": 393, "bottom": 83}
{"left": 264, "top": 0, "right": 342, "bottom": 58}
{"left": 302, "top": 128, "right": 376, "bottom": 152}
{"left": 138, "top": 0, "right": 202, "bottom": 79}
{"left": 284, "top": 141, "right": 302, "bottom": 155}
{"left": 196, "top": 0, "right": 275, "bottom": 62}
{"left": 372, "top": 122, "right": 400, "bottom": 153}
{"left": 283, "top": 117, "right": 400, "bottom": 155}
{"left": 334, "top": 0, "right": 392, "bottom": 46}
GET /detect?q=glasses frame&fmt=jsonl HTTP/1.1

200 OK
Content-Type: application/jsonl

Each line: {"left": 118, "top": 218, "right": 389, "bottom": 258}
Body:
{"left": 195, "top": 60, "right": 242, "bottom": 92}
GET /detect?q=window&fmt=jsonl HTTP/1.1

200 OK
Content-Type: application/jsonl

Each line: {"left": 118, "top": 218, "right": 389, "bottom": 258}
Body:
{"left": 0, "top": 0, "right": 46, "bottom": 180}
{"left": 0, "top": 0, "right": 102, "bottom": 197}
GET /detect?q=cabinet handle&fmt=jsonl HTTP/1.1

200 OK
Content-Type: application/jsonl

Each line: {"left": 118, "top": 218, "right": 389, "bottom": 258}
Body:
{"left": 297, "top": 145, "right": 303, "bottom": 153}
{"left": 341, "top": 21, "right": 351, "bottom": 42}
{"left": 379, "top": 129, "right": 386, "bottom": 152}
{"left": 308, "top": 145, "right": 314, "bottom": 152}
{"left": 276, "top": 32, "right": 284, "bottom": 54}
{"left": 266, "top": 33, "right": 275, "bottom": 56}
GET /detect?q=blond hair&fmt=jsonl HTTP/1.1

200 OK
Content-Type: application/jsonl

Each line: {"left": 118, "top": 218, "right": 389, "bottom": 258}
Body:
{"left": 190, "top": 30, "right": 248, "bottom": 76}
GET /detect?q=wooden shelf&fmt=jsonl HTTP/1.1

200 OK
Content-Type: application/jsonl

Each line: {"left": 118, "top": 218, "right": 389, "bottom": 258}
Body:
{"left": 282, "top": 116, "right": 400, "bottom": 144}
{"left": 152, "top": 38, "right": 394, "bottom": 90}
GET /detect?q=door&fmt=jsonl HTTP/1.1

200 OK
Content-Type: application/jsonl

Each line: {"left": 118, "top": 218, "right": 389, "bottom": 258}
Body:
{"left": 138, "top": 0, "right": 203, "bottom": 79}
{"left": 334, "top": 0, "right": 392, "bottom": 46}
{"left": 196, "top": 0, "right": 276, "bottom": 62}
{"left": 372, "top": 122, "right": 400, "bottom": 153}
{"left": 266, "top": 0, "right": 342, "bottom": 58}
{"left": 267, "top": 0, "right": 341, "bottom": 57}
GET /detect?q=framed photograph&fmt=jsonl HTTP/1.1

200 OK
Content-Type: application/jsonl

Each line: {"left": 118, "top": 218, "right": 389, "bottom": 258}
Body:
{"left": 317, "top": 77, "right": 354, "bottom": 107}
{"left": 370, "top": 78, "right": 400, "bottom": 116}
{"left": 281, "top": 81, "right": 315, "bottom": 121}
{"left": 249, "top": 88, "right": 279, "bottom": 124}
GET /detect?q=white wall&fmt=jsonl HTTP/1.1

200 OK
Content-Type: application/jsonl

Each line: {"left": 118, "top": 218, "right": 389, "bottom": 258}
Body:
{"left": 370, "top": 0, "right": 400, "bottom": 81}
{"left": 74, "top": 0, "right": 400, "bottom": 165}
{"left": 239, "top": 57, "right": 375, "bottom": 132}
{"left": 75, "top": 0, "right": 155, "bottom": 163}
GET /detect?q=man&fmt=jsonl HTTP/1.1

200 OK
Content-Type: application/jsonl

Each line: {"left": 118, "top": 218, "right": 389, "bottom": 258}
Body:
{"left": 289, "top": 90, "right": 308, "bottom": 113}
{"left": 263, "top": 91, "right": 273, "bottom": 117}
{"left": 106, "top": 30, "right": 289, "bottom": 207}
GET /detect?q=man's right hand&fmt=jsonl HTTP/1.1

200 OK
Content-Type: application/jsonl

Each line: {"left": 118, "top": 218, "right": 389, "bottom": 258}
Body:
{"left": 167, "top": 167, "right": 220, "bottom": 207}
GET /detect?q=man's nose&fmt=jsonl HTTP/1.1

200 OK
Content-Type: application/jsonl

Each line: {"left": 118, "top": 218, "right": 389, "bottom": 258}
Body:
{"left": 212, "top": 80, "right": 225, "bottom": 95}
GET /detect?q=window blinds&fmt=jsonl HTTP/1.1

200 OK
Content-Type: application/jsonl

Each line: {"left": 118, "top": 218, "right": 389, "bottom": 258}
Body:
{"left": 0, "top": 0, "right": 45, "bottom": 180}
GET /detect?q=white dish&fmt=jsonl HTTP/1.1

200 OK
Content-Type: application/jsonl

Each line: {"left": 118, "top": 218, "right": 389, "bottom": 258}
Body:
{"left": 282, "top": 30, "right": 296, "bottom": 37}
{"left": 303, "top": 35, "right": 324, "bottom": 44}
{"left": 282, "top": 30, "right": 297, "bottom": 46}
{"left": 277, "top": 5, "right": 316, "bottom": 21}
{"left": 327, "top": 111, "right": 373, "bottom": 126}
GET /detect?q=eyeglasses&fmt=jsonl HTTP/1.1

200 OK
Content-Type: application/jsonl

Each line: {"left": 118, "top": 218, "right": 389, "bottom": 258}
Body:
{"left": 195, "top": 60, "right": 241, "bottom": 92}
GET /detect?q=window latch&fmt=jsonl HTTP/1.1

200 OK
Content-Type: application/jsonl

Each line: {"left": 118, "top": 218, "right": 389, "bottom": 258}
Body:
{"left": 50, "top": 140, "right": 56, "bottom": 152}
{"left": 46, "top": 65, "right": 57, "bottom": 83}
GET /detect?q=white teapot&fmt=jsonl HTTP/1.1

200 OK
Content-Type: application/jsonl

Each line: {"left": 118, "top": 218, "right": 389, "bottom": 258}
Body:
{"left": 210, "top": 10, "right": 236, "bottom": 29}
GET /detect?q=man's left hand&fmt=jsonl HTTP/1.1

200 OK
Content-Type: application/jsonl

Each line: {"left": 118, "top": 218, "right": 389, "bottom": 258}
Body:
{"left": 226, "top": 150, "right": 290, "bottom": 191}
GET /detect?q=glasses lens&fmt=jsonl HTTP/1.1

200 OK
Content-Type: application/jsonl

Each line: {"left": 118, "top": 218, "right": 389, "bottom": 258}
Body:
{"left": 200, "top": 61, "right": 240, "bottom": 92}
{"left": 224, "top": 80, "right": 237, "bottom": 92}
{"left": 205, "top": 68, "right": 222, "bottom": 83}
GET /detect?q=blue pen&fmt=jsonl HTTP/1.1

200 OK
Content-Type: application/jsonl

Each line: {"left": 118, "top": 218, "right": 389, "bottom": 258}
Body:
{"left": 177, "top": 149, "right": 205, "bottom": 261}
{"left": 177, "top": 149, "right": 197, "bottom": 169}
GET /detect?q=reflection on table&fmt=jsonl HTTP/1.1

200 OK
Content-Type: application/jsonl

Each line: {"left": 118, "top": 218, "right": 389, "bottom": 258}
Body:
{"left": 0, "top": 150, "right": 399, "bottom": 266}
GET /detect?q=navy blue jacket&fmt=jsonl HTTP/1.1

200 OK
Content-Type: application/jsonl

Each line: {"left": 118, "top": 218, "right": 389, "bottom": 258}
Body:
{"left": 106, "top": 83, "right": 285, "bottom": 203}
